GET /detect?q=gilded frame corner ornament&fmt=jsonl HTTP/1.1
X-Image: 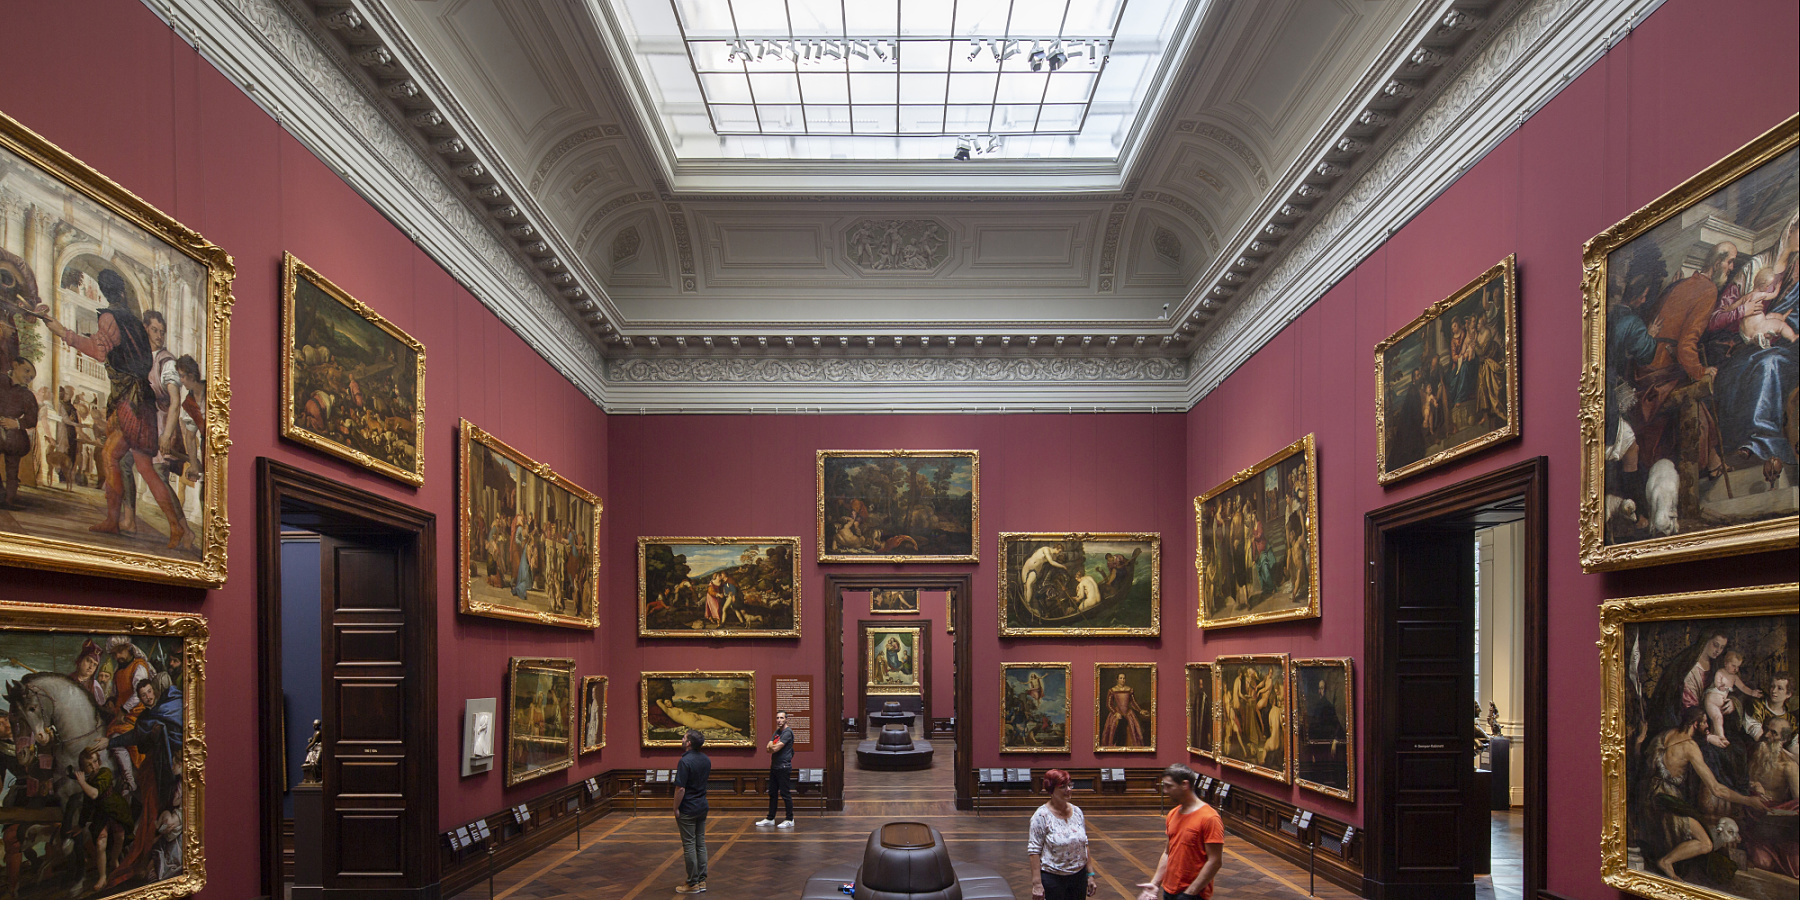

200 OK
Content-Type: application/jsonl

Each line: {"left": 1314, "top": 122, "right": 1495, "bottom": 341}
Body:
{"left": 279, "top": 251, "right": 426, "bottom": 486}
{"left": 639, "top": 670, "right": 757, "bottom": 749}
{"left": 1000, "top": 661, "right": 1072, "bottom": 755}
{"left": 457, "top": 419, "right": 602, "bottom": 630}
{"left": 816, "top": 449, "right": 980, "bottom": 564}
{"left": 864, "top": 623, "right": 924, "bottom": 696}
{"left": 1213, "top": 653, "right": 1292, "bottom": 785}
{"left": 1374, "top": 255, "right": 1520, "bottom": 486}
{"left": 1291, "top": 656, "right": 1355, "bottom": 802}
{"left": 1193, "top": 435, "right": 1322, "bottom": 630}
{"left": 1186, "top": 661, "right": 1216, "bottom": 759}
{"left": 1578, "top": 115, "right": 1800, "bottom": 572}
{"left": 504, "top": 656, "right": 578, "bottom": 787}
{"left": 996, "top": 532, "right": 1162, "bottom": 637}
{"left": 0, "top": 109, "right": 232, "bottom": 589}
{"left": 1093, "top": 661, "right": 1157, "bottom": 753}
{"left": 636, "top": 536, "right": 803, "bottom": 638}
{"left": 1598, "top": 582, "right": 1799, "bottom": 900}
{"left": 579, "top": 674, "right": 608, "bottom": 754}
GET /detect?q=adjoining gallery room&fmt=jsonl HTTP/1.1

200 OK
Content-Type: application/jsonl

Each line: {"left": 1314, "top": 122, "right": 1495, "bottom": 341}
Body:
{"left": 0, "top": 1, "right": 1795, "bottom": 899}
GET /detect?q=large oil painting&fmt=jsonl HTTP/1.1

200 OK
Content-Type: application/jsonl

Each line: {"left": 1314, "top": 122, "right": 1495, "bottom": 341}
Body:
{"left": 1292, "top": 658, "right": 1354, "bottom": 801}
{"left": 1600, "top": 583, "right": 1799, "bottom": 900}
{"left": 817, "top": 450, "right": 978, "bottom": 563}
{"left": 1001, "top": 663, "right": 1070, "bottom": 754}
{"left": 505, "top": 657, "right": 575, "bottom": 787}
{"left": 1581, "top": 116, "right": 1799, "bottom": 571}
{"left": 280, "top": 252, "right": 424, "bottom": 486}
{"left": 1094, "top": 663, "right": 1156, "bottom": 753}
{"left": 638, "top": 538, "right": 800, "bottom": 638}
{"left": 0, "top": 600, "right": 207, "bottom": 900}
{"left": 1194, "top": 436, "right": 1320, "bottom": 630}
{"left": 1376, "top": 256, "right": 1519, "bottom": 485}
{"left": 580, "top": 675, "right": 607, "bottom": 754}
{"left": 1187, "top": 662, "right": 1215, "bottom": 759}
{"left": 0, "top": 110, "right": 231, "bottom": 587}
{"left": 871, "top": 589, "right": 919, "bottom": 614}
{"left": 998, "top": 532, "right": 1161, "bottom": 636}
{"left": 640, "top": 671, "right": 755, "bottom": 749}
{"left": 1215, "top": 654, "right": 1291, "bottom": 784}
{"left": 865, "top": 624, "right": 923, "bottom": 696}
{"left": 459, "top": 420, "right": 601, "bottom": 629}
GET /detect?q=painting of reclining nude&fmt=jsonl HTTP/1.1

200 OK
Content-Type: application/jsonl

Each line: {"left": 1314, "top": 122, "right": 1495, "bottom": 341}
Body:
{"left": 1600, "top": 582, "right": 1799, "bottom": 900}
{"left": 0, "top": 600, "right": 207, "bottom": 900}
{"left": 1582, "top": 117, "right": 1799, "bottom": 571}
{"left": 1001, "top": 663, "right": 1070, "bottom": 754}
{"left": 998, "top": 533, "right": 1160, "bottom": 636}
{"left": 640, "top": 672, "right": 755, "bottom": 749}
{"left": 505, "top": 657, "right": 575, "bottom": 787}
{"left": 0, "top": 110, "right": 231, "bottom": 588}
{"left": 1215, "top": 654, "right": 1291, "bottom": 784}
{"left": 1194, "top": 435, "right": 1320, "bottom": 630}
{"left": 817, "top": 450, "right": 978, "bottom": 563}
{"left": 638, "top": 538, "right": 800, "bottom": 638}
{"left": 459, "top": 419, "right": 601, "bottom": 629}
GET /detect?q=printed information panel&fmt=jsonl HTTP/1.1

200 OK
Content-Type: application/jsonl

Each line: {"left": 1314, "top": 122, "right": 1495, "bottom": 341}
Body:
{"left": 774, "top": 675, "right": 814, "bottom": 752}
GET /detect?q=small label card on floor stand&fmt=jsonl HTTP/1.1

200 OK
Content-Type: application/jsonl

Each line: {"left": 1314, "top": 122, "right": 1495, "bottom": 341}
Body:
{"left": 774, "top": 675, "right": 815, "bottom": 752}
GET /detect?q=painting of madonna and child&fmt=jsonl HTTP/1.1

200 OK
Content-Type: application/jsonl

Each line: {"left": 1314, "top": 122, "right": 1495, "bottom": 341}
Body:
{"left": 1600, "top": 585, "right": 1798, "bottom": 900}
{"left": 638, "top": 538, "right": 800, "bottom": 638}
{"left": 818, "top": 450, "right": 977, "bottom": 563}
{"left": 999, "top": 533, "right": 1160, "bottom": 636}
{"left": 1584, "top": 119, "right": 1799, "bottom": 570}
{"left": 459, "top": 420, "right": 600, "bottom": 629}
{"left": 640, "top": 672, "right": 755, "bottom": 748}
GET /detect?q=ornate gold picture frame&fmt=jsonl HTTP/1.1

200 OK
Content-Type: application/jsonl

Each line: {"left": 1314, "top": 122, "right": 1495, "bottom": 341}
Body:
{"left": 817, "top": 449, "right": 979, "bottom": 563}
{"left": 580, "top": 674, "right": 607, "bottom": 754}
{"left": 998, "top": 532, "right": 1161, "bottom": 636}
{"left": 280, "top": 252, "right": 425, "bottom": 486}
{"left": 1375, "top": 255, "right": 1519, "bottom": 485}
{"left": 458, "top": 419, "right": 602, "bottom": 629}
{"left": 1187, "top": 662, "right": 1216, "bottom": 759}
{"left": 1579, "top": 115, "right": 1799, "bottom": 572}
{"left": 640, "top": 671, "right": 756, "bottom": 749}
{"left": 0, "top": 109, "right": 232, "bottom": 588}
{"left": 1292, "top": 657, "right": 1354, "bottom": 802}
{"left": 865, "top": 623, "right": 924, "bottom": 696}
{"left": 505, "top": 656, "right": 576, "bottom": 787}
{"left": 638, "top": 537, "right": 801, "bottom": 638}
{"left": 1094, "top": 662, "right": 1156, "bottom": 753}
{"left": 1001, "top": 662, "right": 1071, "bottom": 754}
{"left": 1194, "top": 435, "right": 1321, "bottom": 630}
{"left": 1600, "top": 582, "right": 1798, "bottom": 900}
{"left": 1215, "top": 654, "right": 1291, "bottom": 784}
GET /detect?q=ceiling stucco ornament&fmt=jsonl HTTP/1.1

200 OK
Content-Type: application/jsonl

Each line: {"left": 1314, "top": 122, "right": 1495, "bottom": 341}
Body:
{"left": 610, "top": 226, "right": 641, "bottom": 266}
{"left": 530, "top": 126, "right": 605, "bottom": 191}
{"left": 1154, "top": 228, "right": 1182, "bottom": 265}
{"left": 605, "top": 355, "right": 1188, "bottom": 386}
{"left": 843, "top": 219, "right": 951, "bottom": 274}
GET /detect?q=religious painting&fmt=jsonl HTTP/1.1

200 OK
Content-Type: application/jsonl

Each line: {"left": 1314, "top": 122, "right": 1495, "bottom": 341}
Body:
{"left": 1215, "top": 654, "right": 1291, "bottom": 784}
{"left": 580, "top": 675, "right": 607, "bottom": 754}
{"left": 865, "top": 624, "right": 923, "bottom": 696}
{"left": 1187, "top": 662, "right": 1216, "bottom": 759}
{"left": 0, "top": 600, "right": 207, "bottom": 900}
{"left": 999, "top": 532, "right": 1161, "bottom": 636}
{"left": 1600, "top": 582, "right": 1799, "bottom": 900}
{"left": 0, "top": 109, "right": 231, "bottom": 588}
{"left": 1376, "top": 256, "right": 1519, "bottom": 485}
{"left": 817, "top": 449, "right": 978, "bottom": 563}
{"left": 280, "top": 252, "right": 425, "bottom": 486}
{"left": 1094, "top": 663, "right": 1156, "bottom": 753}
{"left": 871, "top": 588, "right": 919, "bottom": 614}
{"left": 1292, "top": 658, "right": 1355, "bottom": 801}
{"left": 459, "top": 419, "right": 601, "bottom": 629}
{"left": 505, "top": 656, "right": 576, "bottom": 787}
{"left": 1001, "top": 663, "right": 1071, "bottom": 754}
{"left": 638, "top": 538, "right": 800, "bottom": 637}
{"left": 1194, "top": 435, "right": 1321, "bottom": 630}
{"left": 1581, "top": 116, "right": 1800, "bottom": 571}
{"left": 640, "top": 671, "right": 756, "bottom": 749}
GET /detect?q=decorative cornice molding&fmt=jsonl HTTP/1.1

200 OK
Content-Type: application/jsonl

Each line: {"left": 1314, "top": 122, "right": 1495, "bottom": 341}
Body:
{"left": 607, "top": 355, "right": 1187, "bottom": 385}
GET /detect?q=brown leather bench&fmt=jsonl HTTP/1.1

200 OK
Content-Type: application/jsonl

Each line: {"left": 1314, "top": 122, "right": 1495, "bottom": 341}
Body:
{"left": 797, "top": 821, "right": 1015, "bottom": 900}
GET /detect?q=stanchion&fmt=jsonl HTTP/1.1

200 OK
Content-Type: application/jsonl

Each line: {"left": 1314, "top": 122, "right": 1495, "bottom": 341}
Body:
{"left": 487, "top": 844, "right": 497, "bottom": 900}
{"left": 1308, "top": 835, "right": 1317, "bottom": 898}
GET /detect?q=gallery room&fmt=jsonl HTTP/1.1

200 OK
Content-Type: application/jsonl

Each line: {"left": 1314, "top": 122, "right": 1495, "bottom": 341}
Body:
{"left": 0, "top": 0, "right": 1794, "bottom": 899}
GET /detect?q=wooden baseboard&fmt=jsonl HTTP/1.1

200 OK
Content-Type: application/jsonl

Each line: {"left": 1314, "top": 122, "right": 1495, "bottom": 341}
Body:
{"left": 1216, "top": 785, "right": 1363, "bottom": 894}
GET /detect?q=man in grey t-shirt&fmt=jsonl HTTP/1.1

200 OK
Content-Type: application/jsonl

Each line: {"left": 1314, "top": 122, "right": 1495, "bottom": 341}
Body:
{"left": 755, "top": 711, "right": 796, "bottom": 828}
{"left": 673, "top": 729, "right": 711, "bottom": 893}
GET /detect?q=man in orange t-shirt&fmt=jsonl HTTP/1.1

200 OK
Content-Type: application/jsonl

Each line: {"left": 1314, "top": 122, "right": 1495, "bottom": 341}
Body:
{"left": 1140, "top": 764, "right": 1224, "bottom": 900}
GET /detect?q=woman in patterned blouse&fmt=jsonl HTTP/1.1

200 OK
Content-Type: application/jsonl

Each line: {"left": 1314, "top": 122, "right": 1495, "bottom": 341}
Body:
{"left": 1027, "top": 769, "right": 1095, "bottom": 899}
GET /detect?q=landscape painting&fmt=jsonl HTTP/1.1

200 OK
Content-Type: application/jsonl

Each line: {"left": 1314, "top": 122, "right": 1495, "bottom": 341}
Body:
{"left": 281, "top": 252, "right": 425, "bottom": 486}
{"left": 640, "top": 671, "right": 755, "bottom": 748}
{"left": 1216, "top": 654, "right": 1291, "bottom": 784}
{"left": 459, "top": 420, "right": 601, "bottom": 629}
{"left": 1600, "top": 583, "right": 1799, "bottom": 900}
{"left": 1001, "top": 663, "right": 1070, "bottom": 754}
{"left": 505, "top": 657, "right": 575, "bottom": 787}
{"left": 865, "top": 624, "right": 923, "bottom": 695}
{"left": 1187, "top": 662, "right": 1215, "bottom": 758}
{"left": 1094, "top": 663, "right": 1156, "bottom": 753}
{"left": 0, "top": 110, "right": 231, "bottom": 588}
{"left": 638, "top": 538, "right": 800, "bottom": 637}
{"left": 1195, "top": 435, "right": 1320, "bottom": 630}
{"left": 581, "top": 675, "right": 607, "bottom": 754}
{"left": 1292, "top": 658, "right": 1354, "bottom": 801}
{"left": 1582, "top": 117, "right": 1799, "bottom": 571}
{"left": 817, "top": 450, "right": 978, "bottom": 563}
{"left": 999, "top": 532, "right": 1160, "bottom": 636}
{"left": 871, "top": 588, "right": 919, "bottom": 614}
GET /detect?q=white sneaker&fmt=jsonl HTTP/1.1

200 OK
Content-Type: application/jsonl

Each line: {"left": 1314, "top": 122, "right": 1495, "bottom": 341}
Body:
{"left": 776, "top": 820, "right": 796, "bottom": 829}
{"left": 753, "top": 818, "right": 776, "bottom": 826}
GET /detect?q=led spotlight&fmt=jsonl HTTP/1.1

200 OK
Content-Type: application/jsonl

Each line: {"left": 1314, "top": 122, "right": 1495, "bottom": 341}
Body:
{"left": 953, "top": 146, "right": 971, "bottom": 161}
{"left": 1028, "top": 49, "right": 1046, "bottom": 71}
{"left": 1047, "top": 49, "right": 1067, "bottom": 72}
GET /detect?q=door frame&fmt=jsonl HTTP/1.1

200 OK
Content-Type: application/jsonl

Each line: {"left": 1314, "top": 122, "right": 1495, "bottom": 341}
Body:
{"left": 257, "top": 458, "right": 439, "bottom": 898}
{"left": 1363, "top": 457, "right": 1547, "bottom": 899}
{"left": 823, "top": 573, "right": 973, "bottom": 810}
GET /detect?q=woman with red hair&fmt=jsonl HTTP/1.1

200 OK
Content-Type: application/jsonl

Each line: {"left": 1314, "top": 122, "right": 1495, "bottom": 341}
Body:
{"left": 1026, "top": 768, "right": 1095, "bottom": 899}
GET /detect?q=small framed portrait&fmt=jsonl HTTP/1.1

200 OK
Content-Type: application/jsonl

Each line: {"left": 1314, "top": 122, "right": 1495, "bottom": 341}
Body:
{"left": 638, "top": 537, "right": 801, "bottom": 637}
{"left": 1215, "top": 654, "right": 1291, "bottom": 784}
{"left": 1187, "top": 662, "right": 1216, "bottom": 759}
{"left": 1600, "top": 582, "right": 1798, "bottom": 900}
{"left": 817, "top": 449, "right": 979, "bottom": 563}
{"left": 865, "top": 624, "right": 924, "bottom": 695}
{"left": 640, "top": 671, "right": 756, "bottom": 748}
{"left": 1001, "top": 663, "right": 1071, "bottom": 754}
{"left": 1094, "top": 663, "right": 1156, "bottom": 753}
{"left": 1291, "top": 658, "right": 1354, "bottom": 801}
{"left": 998, "top": 532, "right": 1161, "bottom": 636}
{"left": 1194, "top": 435, "right": 1321, "bottom": 630}
{"left": 580, "top": 675, "right": 607, "bottom": 754}
{"left": 505, "top": 656, "right": 576, "bottom": 787}
{"left": 1375, "top": 255, "right": 1519, "bottom": 485}
{"left": 871, "top": 588, "right": 920, "bottom": 614}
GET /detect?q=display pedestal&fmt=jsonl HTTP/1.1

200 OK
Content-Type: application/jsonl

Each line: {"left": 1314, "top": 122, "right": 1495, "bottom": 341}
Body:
{"left": 292, "top": 782, "right": 324, "bottom": 900}
{"left": 1487, "top": 735, "right": 1512, "bottom": 810}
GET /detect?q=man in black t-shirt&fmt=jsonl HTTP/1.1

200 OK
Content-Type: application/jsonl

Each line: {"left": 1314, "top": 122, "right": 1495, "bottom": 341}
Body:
{"left": 673, "top": 729, "right": 711, "bottom": 893}
{"left": 755, "top": 711, "right": 796, "bottom": 828}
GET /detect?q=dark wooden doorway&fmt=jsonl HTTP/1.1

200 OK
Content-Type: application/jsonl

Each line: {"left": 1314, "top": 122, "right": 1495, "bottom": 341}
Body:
{"left": 1363, "top": 458, "right": 1546, "bottom": 900}
{"left": 258, "top": 459, "right": 439, "bottom": 899}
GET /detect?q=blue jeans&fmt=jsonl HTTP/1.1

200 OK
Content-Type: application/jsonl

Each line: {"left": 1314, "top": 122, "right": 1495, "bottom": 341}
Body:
{"left": 677, "top": 813, "right": 707, "bottom": 884}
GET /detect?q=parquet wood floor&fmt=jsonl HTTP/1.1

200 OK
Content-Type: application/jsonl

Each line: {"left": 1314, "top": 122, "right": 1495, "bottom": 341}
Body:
{"left": 451, "top": 739, "right": 1360, "bottom": 900}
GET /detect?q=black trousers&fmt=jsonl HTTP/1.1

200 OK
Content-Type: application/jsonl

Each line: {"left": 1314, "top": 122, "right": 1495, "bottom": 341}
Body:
{"left": 1040, "top": 868, "right": 1087, "bottom": 900}
{"left": 766, "top": 766, "right": 793, "bottom": 820}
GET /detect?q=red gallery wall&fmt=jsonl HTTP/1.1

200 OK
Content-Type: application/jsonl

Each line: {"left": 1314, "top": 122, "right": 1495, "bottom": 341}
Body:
{"left": 1182, "top": 0, "right": 1799, "bottom": 897}
{"left": 0, "top": 2, "right": 611, "bottom": 897}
